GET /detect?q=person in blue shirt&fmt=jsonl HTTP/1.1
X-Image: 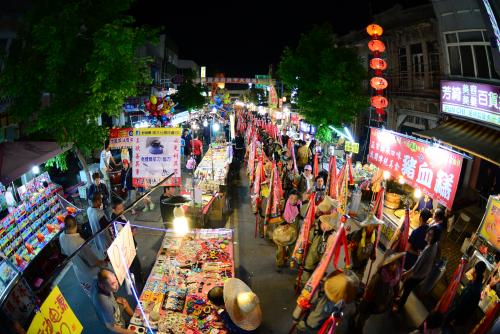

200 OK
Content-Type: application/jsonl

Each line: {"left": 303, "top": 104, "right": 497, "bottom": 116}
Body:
{"left": 405, "top": 209, "right": 432, "bottom": 270}
{"left": 413, "top": 194, "right": 433, "bottom": 212}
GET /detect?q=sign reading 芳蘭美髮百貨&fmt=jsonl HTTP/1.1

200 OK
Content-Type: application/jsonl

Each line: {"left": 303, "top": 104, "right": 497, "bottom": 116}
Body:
{"left": 441, "top": 80, "right": 500, "bottom": 128}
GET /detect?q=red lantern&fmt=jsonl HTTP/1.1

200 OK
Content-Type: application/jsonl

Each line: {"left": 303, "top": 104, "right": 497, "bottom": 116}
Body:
{"left": 370, "top": 77, "right": 388, "bottom": 90}
{"left": 370, "top": 58, "right": 387, "bottom": 71}
{"left": 371, "top": 95, "right": 389, "bottom": 109}
{"left": 366, "top": 24, "right": 383, "bottom": 37}
{"left": 368, "top": 40, "right": 386, "bottom": 53}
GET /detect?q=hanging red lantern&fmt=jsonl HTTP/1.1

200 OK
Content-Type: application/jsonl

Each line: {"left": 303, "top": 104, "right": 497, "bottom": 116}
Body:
{"left": 366, "top": 24, "right": 383, "bottom": 37}
{"left": 368, "top": 40, "right": 386, "bottom": 53}
{"left": 370, "top": 58, "right": 387, "bottom": 71}
{"left": 371, "top": 95, "right": 389, "bottom": 109}
{"left": 370, "top": 77, "right": 388, "bottom": 90}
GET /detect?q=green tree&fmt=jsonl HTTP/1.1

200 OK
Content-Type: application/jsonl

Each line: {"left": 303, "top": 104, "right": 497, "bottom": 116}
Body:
{"left": 278, "top": 23, "right": 368, "bottom": 129}
{"left": 172, "top": 82, "right": 206, "bottom": 111}
{"left": 0, "top": 0, "right": 155, "bottom": 182}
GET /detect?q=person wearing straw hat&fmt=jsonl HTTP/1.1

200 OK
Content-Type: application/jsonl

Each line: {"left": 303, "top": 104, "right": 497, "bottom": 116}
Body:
{"left": 293, "top": 270, "right": 360, "bottom": 333}
{"left": 355, "top": 251, "right": 405, "bottom": 333}
{"left": 300, "top": 211, "right": 340, "bottom": 286}
{"left": 273, "top": 191, "right": 301, "bottom": 267}
{"left": 348, "top": 213, "right": 384, "bottom": 279}
{"left": 207, "top": 279, "right": 262, "bottom": 333}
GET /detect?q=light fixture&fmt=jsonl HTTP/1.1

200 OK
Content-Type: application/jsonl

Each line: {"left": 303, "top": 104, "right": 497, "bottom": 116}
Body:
{"left": 213, "top": 122, "right": 220, "bottom": 132}
{"left": 383, "top": 170, "right": 391, "bottom": 180}
{"left": 203, "top": 119, "right": 208, "bottom": 127}
{"left": 343, "top": 126, "right": 355, "bottom": 142}
{"left": 398, "top": 176, "right": 405, "bottom": 184}
{"left": 173, "top": 207, "right": 189, "bottom": 235}
{"left": 414, "top": 188, "right": 422, "bottom": 199}
{"left": 329, "top": 126, "right": 346, "bottom": 139}
{"left": 32, "top": 166, "right": 40, "bottom": 174}
{"left": 211, "top": 107, "right": 217, "bottom": 113}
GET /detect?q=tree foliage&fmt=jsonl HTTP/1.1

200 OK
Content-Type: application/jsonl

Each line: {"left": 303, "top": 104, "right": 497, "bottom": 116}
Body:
{"left": 278, "top": 23, "right": 368, "bottom": 127}
{"left": 172, "top": 82, "right": 206, "bottom": 111}
{"left": 0, "top": 0, "right": 156, "bottom": 158}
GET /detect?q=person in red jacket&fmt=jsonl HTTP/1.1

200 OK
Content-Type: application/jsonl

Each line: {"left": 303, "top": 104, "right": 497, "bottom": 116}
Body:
{"left": 191, "top": 135, "right": 204, "bottom": 165}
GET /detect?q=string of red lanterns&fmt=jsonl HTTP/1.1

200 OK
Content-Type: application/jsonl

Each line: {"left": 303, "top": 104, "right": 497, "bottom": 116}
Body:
{"left": 367, "top": 23, "right": 388, "bottom": 122}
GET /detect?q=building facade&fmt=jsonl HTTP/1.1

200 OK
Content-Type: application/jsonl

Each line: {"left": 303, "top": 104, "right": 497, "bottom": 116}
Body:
{"left": 415, "top": 0, "right": 500, "bottom": 199}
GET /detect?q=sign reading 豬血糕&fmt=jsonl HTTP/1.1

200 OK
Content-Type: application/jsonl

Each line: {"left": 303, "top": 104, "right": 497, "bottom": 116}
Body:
{"left": 368, "top": 128, "right": 463, "bottom": 209}
{"left": 441, "top": 80, "right": 500, "bottom": 127}
{"left": 132, "top": 127, "right": 182, "bottom": 187}
{"left": 109, "top": 127, "right": 134, "bottom": 149}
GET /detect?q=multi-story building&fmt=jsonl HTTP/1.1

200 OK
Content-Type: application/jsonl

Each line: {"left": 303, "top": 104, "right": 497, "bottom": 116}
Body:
{"left": 415, "top": 0, "right": 500, "bottom": 199}
{"left": 341, "top": 3, "right": 442, "bottom": 140}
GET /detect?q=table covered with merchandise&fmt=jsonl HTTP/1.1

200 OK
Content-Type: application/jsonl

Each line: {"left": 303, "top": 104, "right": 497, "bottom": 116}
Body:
{"left": 194, "top": 144, "right": 232, "bottom": 221}
{"left": 129, "top": 228, "right": 234, "bottom": 334}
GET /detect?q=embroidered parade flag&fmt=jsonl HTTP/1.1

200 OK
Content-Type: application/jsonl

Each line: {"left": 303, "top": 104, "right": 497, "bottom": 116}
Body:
{"left": 434, "top": 258, "right": 467, "bottom": 314}
{"left": 328, "top": 156, "right": 338, "bottom": 199}
{"left": 292, "top": 193, "right": 316, "bottom": 264}
{"left": 313, "top": 153, "right": 319, "bottom": 177}
{"left": 297, "top": 222, "right": 350, "bottom": 310}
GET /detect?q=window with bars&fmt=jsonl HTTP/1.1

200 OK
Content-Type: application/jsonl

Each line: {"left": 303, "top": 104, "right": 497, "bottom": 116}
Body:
{"left": 444, "top": 30, "right": 500, "bottom": 80}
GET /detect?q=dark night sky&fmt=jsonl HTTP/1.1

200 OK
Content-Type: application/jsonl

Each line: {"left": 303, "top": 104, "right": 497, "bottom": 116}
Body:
{"left": 131, "top": 0, "right": 429, "bottom": 77}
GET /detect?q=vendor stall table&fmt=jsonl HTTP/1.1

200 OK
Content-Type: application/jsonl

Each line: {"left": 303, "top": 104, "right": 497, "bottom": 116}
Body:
{"left": 194, "top": 144, "right": 232, "bottom": 224}
{"left": 129, "top": 228, "right": 234, "bottom": 334}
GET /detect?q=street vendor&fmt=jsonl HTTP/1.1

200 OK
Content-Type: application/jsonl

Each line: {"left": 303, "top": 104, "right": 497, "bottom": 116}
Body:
{"left": 207, "top": 278, "right": 262, "bottom": 334}
{"left": 413, "top": 194, "right": 434, "bottom": 213}
{"left": 348, "top": 213, "right": 384, "bottom": 279}
{"left": 300, "top": 211, "right": 339, "bottom": 286}
{"left": 292, "top": 270, "right": 360, "bottom": 334}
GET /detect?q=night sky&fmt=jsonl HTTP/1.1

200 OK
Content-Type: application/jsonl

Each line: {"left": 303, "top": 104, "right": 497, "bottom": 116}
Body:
{"left": 132, "top": 0, "right": 429, "bottom": 77}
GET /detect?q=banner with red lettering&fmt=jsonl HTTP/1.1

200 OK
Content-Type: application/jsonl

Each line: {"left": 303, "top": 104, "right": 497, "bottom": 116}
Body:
{"left": 109, "top": 127, "right": 134, "bottom": 149}
{"left": 368, "top": 128, "right": 463, "bottom": 209}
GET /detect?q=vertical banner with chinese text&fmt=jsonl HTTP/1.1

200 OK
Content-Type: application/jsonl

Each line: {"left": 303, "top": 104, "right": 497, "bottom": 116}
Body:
{"left": 107, "top": 223, "right": 136, "bottom": 284}
{"left": 132, "top": 128, "right": 182, "bottom": 187}
{"left": 368, "top": 128, "right": 463, "bottom": 209}
{"left": 27, "top": 286, "right": 83, "bottom": 334}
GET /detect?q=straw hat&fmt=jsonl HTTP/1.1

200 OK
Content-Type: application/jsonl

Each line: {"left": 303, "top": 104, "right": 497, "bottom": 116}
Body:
{"left": 317, "top": 196, "right": 339, "bottom": 213}
{"left": 223, "top": 278, "right": 262, "bottom": 331}
{"left": 272, "top": 224, "right": 298, "bottom": 246}
{"left": 381, "top": 252, "right": 405, "bottom": 267}
{"left": 324, "top": 270, "right": 359, "bottom": 304}
{"left": 359, "top": 212, "right": 384, "bottom": 227}
{"left": 319, "top": 212, "right": 340, "bottom": 229}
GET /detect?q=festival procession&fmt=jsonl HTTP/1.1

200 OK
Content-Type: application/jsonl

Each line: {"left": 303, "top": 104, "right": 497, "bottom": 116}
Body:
{"left": 0, "top": 0, "right": 499, "bottom": 333}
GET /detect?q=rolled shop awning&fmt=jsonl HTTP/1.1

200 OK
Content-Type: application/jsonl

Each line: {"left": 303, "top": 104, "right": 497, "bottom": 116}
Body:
{"left": 414, "top": 118, "right": 500, "bottom": 166}
{"left": 0, "top": 141, "right": 72, "bottom": 184}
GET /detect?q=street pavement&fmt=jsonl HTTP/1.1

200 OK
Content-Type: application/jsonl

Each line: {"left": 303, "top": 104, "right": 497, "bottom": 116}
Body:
{"left": 55, "top": 161, "right": 430, "bottom": 333}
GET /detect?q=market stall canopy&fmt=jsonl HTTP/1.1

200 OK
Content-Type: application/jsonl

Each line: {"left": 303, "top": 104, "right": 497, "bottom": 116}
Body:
{"left": 0, "top": 141, "right": 72, "bottom": 184}
{"left": 415, "top": 119, "right": 500, "bottom": 167}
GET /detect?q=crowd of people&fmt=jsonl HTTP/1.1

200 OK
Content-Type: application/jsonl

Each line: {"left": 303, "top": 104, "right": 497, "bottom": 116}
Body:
{"left": 236, "top": 111, "right": 497, "bottom": 334}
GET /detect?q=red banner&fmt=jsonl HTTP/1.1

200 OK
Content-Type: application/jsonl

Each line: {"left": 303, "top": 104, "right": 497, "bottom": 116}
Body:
{"left": 109, "top": 127, "right": 134, "bottom": 149}
{"left": 368, "top": 128, "right": 463, "bottom": 209}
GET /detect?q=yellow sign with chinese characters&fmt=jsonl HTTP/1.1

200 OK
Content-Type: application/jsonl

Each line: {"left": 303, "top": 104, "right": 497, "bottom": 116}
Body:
{"left": 344, "top": 141, "right": 359, "bottom": 154}
{"left": 27, "top": 286, "right": 83, "bottom": 334}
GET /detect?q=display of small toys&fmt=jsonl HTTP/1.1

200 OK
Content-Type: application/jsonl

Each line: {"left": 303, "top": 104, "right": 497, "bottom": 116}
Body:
{"left": 0, "top": 173, "right": 78, "bottom": 301}
{"left": 129, "top": 229, "right": 233, "bottom": 334}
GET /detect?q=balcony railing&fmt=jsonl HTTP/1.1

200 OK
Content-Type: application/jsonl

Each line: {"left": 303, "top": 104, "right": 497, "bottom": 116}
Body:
{"left": 385, "top": 71, "right": 441, "bottom": 98}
